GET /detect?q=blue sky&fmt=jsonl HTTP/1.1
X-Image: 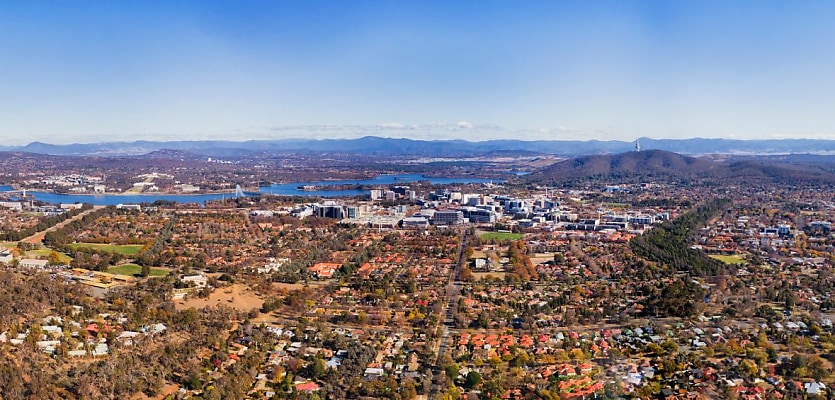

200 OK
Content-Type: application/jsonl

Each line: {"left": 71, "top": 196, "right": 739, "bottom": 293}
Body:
{"left": 2, "top": 1, "right": 835, "bottom": 144}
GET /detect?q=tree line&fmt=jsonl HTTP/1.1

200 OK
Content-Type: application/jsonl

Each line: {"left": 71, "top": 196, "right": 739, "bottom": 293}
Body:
{"left": 630, "top": 198, "right": 732, "bottom": 277}
{"left": 0, "top": 204, "right": 93, "bottom": 241}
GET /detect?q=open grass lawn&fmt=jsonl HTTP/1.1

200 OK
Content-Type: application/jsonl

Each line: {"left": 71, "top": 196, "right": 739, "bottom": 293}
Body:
{"left": 1, "top": 241, "right": 18, "bottom": 249}
{"left": 22, "top": 249, "right": 72, "bottom": 263}
{"left": 68, "top": 243, "right": 145, "bottom": 256}
{"left": 710, "top": 254, "right": 748, "bottom": 265}
{"left": 107, "top": 263, "right": 170, "bottom": 277}
{"left": 480, "top": 232, "right": 524, "bottom": 241}
{"left": 26, "top": 248, "right": 53, "bottom": 256}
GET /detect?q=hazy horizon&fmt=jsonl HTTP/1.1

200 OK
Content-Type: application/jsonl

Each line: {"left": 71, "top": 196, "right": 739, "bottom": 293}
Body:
{"left": 5, "top": 135, "right": 835, "bottom": 153}
{"left": 3, "top": 1, "right": 835, "bottom": 145}
{"left": 6, "top": 130, "right": 835, "bottom": 148}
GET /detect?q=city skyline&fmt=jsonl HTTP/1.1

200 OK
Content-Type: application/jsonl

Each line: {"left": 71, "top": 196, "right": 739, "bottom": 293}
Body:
{"left": 3, "top": 1, "right": 835, "bottom": 145}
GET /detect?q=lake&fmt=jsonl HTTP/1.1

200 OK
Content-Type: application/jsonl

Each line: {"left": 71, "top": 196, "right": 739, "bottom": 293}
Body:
{"left": 0, "top": 174, "right": 498, "bottom": 206}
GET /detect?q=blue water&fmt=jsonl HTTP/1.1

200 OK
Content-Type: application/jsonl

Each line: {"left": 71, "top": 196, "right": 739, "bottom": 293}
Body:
{"left": 0, "top": 174, "right": 498, "bottom": 206}
{"left": 260, "top": 174, "right": 497, "bottom": 197}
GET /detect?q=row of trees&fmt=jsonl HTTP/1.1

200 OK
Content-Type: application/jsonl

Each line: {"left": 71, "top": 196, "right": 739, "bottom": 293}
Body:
{"left": 1, "top": 203, "right": 93, "bottom": 241}
{"left": 506, "top": 240, "right": 538, "bottom": 281}
{"left": 134, "top": 214, "right": 177, "bottom": 266}
{"left": 43, "top": 206, "right": 111, "bottom": 248}
{"left": 630, "top": 198, "right": 732, "bottom": 276}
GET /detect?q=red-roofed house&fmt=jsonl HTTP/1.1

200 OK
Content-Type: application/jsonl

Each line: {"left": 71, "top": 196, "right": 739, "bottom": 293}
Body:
{"left": 295, "top": 382, "right": 320, "bottom": 392}
{"left": 309, "top": 263, "right": 340, "bottom": 279}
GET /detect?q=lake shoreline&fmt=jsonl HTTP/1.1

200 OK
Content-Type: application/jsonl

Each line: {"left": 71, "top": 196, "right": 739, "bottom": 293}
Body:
{"left": 0, "top": 174, "right": 500, "bottom": 206}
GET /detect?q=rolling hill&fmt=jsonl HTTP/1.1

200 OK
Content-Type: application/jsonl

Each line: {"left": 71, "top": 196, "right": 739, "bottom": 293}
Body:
{"left": 526, "top": 150, "right": 835, "bottom": 185}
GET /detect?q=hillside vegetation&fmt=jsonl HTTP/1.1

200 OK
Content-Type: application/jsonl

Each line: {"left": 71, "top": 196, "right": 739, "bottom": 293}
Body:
{"left": 526, "top": 150, "right": 835, "bottom": 186}
{"left": 630, "top": 198, "right": 732, "bottom": 277}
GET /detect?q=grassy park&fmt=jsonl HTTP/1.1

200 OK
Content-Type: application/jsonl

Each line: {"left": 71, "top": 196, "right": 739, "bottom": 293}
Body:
{"left": 107, "top": 263, "right": 169, "bottom": 277}
{"left": 480, "top": 232, "right": 524, "bottom": 241}
{"left": 710, "top": 254, "right": 748, "bottom": 265}
{"left": 67, "top": 243, "right": 145, "bottom": 256}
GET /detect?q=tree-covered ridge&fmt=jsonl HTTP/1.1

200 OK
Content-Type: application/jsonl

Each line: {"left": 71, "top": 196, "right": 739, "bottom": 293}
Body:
{"left": 630, "top": 198, "right": 732, "bottom": 277}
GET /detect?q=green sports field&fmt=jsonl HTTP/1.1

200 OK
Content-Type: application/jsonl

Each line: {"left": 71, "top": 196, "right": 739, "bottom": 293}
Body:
{"left": 710, "top": 254, "right": 748, "bottom": 265}
{"left": 480, "top": 232, "right": 524, "bottom": 241}
{"left": 67, "top": 243, "right": 145, "bottom": 256}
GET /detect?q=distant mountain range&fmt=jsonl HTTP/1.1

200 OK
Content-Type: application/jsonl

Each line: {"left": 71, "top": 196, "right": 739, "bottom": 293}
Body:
{"left": 1, "top": 136, "right": 835, "bottom": 157}
{"left": 525, "top": 149, "right": 835, "bottom": 185}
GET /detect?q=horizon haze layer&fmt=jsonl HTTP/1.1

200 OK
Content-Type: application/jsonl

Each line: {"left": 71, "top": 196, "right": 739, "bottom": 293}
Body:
{"left": 3, "top": 136, "right": 835, "bottom": 158}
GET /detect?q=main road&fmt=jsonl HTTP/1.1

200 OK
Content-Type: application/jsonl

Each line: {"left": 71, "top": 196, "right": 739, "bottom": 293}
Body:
{"left": 429, "top": 226, "right": 469, "bottom": 399}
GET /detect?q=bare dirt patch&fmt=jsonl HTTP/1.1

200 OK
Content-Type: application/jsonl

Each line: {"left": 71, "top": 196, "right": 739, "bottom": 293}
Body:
{"left": 130, "top": 384, "right": 179, "bottom": 400}
{"left": 272, "top": 282, "right": 311, "bottom": 291}
{"left": 175, "top": 283, "right": 264, "bottom": 312}
{"left": 473, "top": 272, "right": 506, "bottom": 281}
{"left": 530, "top": 253, "right": 556, "bottom": 264}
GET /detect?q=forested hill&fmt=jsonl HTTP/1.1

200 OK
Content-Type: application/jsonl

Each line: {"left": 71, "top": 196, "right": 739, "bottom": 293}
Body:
{"left": 526, "top": 150, "right": 718, "bottom": 184}
{"left": 525, "top": 150, "right": 835, "bottom": 185}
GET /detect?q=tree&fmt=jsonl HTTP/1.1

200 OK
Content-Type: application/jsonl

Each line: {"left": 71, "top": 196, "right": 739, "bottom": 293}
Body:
{"left": 310, "top": 358, "right": 326, "bottom": 379}
{"left": 806, "top": 355, "right": 828, "bottom": 381}
{"left": 460, "top": 265, "right": 474, "bottom": 281}
{"left": 47, "top": 251, "right": 63, "bottom": 266}
{"left": 739, "top": 359, "right": 758, "bottom": 378}
{"left": 443, "top": 385, "right": 461, "bottom": 400}
{"left": 510, "top": 351, "right": 530, "bottom": 367}
{"left": 401, "top": 379, "right": 418, "bottom": 399}
{"left": 488, "top": 355, "right": 503, "bottom": 368}
{"left": 444, "top": 363, "right": 460, "bottom": 380}
{"left": 570, "top": 348, "right": 586, "bottom": 361}
{"left": 141, "top": 264, "right": 151, "bottom": 277}
{"left": 464, "top": 371, "right": 482, "bottom": 389}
